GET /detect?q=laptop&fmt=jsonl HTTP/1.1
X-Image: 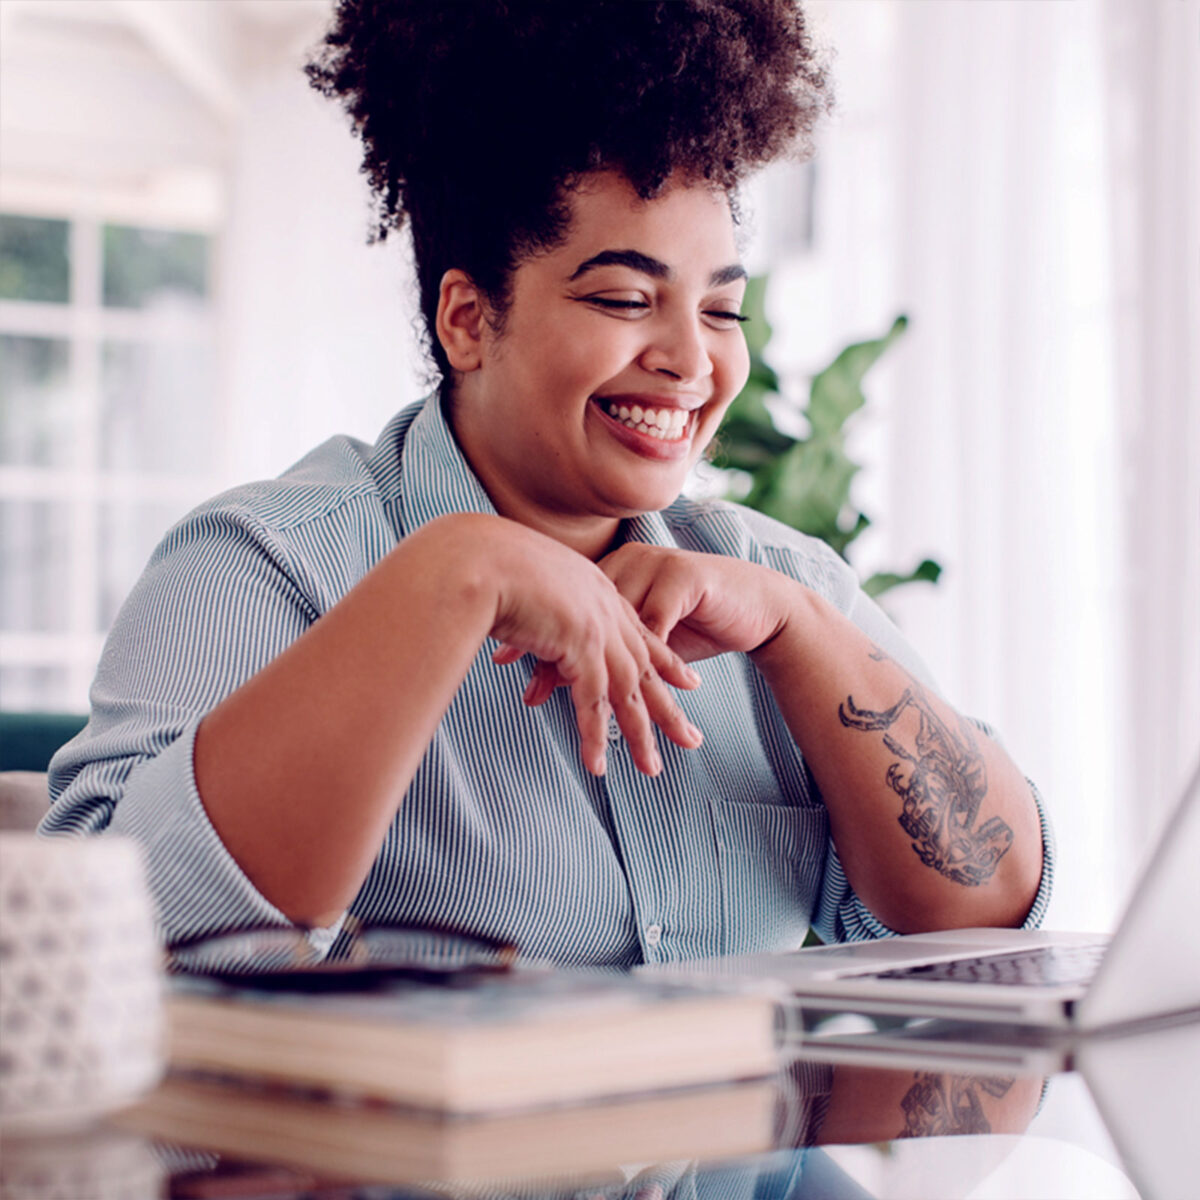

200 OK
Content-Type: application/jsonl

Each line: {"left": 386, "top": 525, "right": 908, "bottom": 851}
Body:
{"left": 643, "top": 758, "right": 1200, "bottom": 1031}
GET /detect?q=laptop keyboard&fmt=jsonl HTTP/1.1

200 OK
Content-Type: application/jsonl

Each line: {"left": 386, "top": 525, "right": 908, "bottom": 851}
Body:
{"left": 874, "top": 942, "right": 1108, "bottom": 987}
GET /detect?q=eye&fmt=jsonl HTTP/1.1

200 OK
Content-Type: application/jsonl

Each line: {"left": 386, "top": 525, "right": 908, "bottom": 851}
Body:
{"left": 704, "top": 309, "right": 749, "bottom": 325}
{"left": 580, "top": 296, "right": 651, "bottom": 315}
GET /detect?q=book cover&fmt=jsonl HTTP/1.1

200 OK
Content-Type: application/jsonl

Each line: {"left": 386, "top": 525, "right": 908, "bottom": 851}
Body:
{"left": 166, "top": 967, "right": 779, "bottom": 1113}
{"left": 117, "top": 1071, "right": 779, "bottom": 1188}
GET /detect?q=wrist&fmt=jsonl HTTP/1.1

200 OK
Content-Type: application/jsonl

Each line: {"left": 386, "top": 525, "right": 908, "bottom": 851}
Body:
{"left": 395, "top": 513, "right": 506, "bottom": 633}
{"left": 747, "top": 580, "right": 825, "bottom": 678}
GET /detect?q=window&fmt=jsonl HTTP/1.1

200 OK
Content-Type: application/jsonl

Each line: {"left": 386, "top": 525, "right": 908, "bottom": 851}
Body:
{"left": 0, "top": 212, "right": 220, "bottom": 711}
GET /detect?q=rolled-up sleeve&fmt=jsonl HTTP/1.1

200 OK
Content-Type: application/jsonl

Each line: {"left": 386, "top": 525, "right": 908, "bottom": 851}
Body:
{"left": 43, "top": 503, "right": 326, "bottom": 946}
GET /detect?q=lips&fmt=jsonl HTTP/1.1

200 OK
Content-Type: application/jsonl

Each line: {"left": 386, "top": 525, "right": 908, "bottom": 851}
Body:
{"left": 590, "top": 396, "right": 699, "bottom": 462}
{"left": 602, "top": 400, "right": 690, "bottom": 441}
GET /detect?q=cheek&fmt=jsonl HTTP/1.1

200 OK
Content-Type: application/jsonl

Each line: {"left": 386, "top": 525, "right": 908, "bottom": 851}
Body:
{"left": 720, "top": 336, "right": 752, "bottom": 398}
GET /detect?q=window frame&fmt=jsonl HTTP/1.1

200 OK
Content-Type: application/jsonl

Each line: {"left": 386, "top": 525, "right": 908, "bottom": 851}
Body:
{"left": 0, "top": 203, "right": 223, "bottom": 712}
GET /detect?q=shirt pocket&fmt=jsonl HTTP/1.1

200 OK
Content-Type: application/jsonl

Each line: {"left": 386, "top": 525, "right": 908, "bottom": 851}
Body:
{"left": 708, "top": 798, "right": 826, "bottom": 955}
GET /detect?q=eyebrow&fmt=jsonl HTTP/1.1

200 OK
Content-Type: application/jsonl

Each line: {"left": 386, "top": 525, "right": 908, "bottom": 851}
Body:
{"left": 568, "top": 249, "right": 747, "bottom": 288}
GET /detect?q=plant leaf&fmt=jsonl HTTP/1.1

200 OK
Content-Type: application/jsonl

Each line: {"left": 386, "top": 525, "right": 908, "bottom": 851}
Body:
{"left": 807, "top": 314, "right": 907, "bottom": 438}
{"left": 863, "top": 558, "right": 943, "bottom": 598}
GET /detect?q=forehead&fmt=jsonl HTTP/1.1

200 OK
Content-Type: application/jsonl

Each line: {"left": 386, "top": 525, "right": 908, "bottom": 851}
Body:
{"left": 543, "top": 172, "right": 741, "bottom": 275}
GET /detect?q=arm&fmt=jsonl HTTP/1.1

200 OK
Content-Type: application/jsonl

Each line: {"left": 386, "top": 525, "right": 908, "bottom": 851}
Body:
{"left": 194, "top": 512, "right": 702, "bottom": 928}
{"left": 814, "top": 1065, "right": 1043, "bottom": 1144}
{"left": 599, "top": 543, "right": 1043, "bottom": 934}
{"left": 749, "top": 585, "right": 1042, "bottom": 931}
{"left": 50, "top": 510, "right": 701, "bottom": 937}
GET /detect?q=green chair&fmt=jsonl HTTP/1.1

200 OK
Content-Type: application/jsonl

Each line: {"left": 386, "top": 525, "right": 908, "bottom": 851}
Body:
{"left": 0, "top": 711, "right": 88, "bottom": 831}
{"left": 0, "top": 711, "right": 88, "bottom": 772}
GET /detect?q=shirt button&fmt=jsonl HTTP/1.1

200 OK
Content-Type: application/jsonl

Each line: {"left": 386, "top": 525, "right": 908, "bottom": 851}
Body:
{"left": 607, "top": 716, "right": 621, "bottom": 742}
{"left": 645, "top": 923, "right": 663, "bottom": 947}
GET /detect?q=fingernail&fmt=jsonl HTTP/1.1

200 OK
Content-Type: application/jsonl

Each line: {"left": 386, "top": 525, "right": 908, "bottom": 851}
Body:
{"left": 687, "top": 721, "right": 703, "bottom": 745}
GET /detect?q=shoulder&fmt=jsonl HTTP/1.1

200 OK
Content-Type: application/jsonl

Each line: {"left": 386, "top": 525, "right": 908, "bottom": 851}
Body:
{"left": 661, "top": 495, "right": 860, "bottom": 609}
{"left": 186, "top": 404, "right": 418, "bottom": 538}
{"left": 139, "top": 404, "right": 422, "bottom": 611}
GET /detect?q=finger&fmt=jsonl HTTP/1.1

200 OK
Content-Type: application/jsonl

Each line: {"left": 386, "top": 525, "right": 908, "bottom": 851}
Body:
{"left": 565, "top": 658, "right": 610, "bottom": 776}
{"left": 640, "top": 665, "right": 704, "bottom": 751}
{"left": 599, "top": 552, "right": 653, "bottom": 607}
{"left": 522, "top": 659, "right": 562, "bottom": 706}
{"left": 642, "top": 625, "right": 702, "bottom": 691}
{"left": 610, "top": 678, "right": 661, "bottom": 775}
{"left": 602, "top": 550, "right": 695, "bottom": 643}
{"left": 491, "top": 643, "right": 525, "bottom": 665}
{"left": 606, "top": 649, "right": 665, "bottom": 776}
{"left": 622, "top": 621, "right": 703, "bottom": 749}
{"left": 636, "top": 582, "right": 689, "bottom": 643}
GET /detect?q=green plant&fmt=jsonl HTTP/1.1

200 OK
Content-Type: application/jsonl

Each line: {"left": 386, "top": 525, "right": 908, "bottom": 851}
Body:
{"left": 713, "top": 277, "right": 941, "bottom": 599}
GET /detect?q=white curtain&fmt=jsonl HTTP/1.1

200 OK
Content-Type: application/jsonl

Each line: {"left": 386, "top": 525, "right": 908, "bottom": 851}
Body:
{"left": 1100, "top": 0, "right": 1200, "bottom": 871}
{"left": 763, "top": 0, "right": 1199, "bottom": 929}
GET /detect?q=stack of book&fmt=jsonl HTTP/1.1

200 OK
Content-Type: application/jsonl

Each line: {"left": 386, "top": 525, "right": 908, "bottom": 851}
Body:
{"left": 116, "top": 966, "right": 782, "bottom": 1187}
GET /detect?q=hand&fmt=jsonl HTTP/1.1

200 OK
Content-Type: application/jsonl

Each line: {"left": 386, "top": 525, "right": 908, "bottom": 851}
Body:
{"left": 597, "top": 543, "right": 796, "bottom": 663}
{"left": 481, "top": 520, "right": 704, "bottom": 776}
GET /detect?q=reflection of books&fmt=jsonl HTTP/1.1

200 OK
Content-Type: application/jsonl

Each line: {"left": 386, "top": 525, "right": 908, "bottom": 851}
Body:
{"left": 117, "top": 1073, "right": 778, "bottom": 1188}
{"left": 166, "top": 970, "right": 777, "bottom": 1113}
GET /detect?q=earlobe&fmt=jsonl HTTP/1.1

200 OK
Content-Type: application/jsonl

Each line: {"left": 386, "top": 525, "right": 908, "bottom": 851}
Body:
{"left": 435, "top": 269, "right": 486, "bottom": 372}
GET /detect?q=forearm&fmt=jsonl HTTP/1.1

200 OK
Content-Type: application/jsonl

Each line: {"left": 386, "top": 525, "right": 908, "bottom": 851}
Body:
{"left": 751, "top": 584, "right": 1043, "bottom": 933}
{"left": 815, "top": 1065, "right": 1042, "bottom": 1144}
{"left": 194, "top": 514, "right": 499, "bottom": 928}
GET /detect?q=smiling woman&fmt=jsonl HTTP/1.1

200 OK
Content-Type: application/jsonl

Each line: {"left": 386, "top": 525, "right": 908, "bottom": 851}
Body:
{"left": 445, "top": 176, "right": 751, "bottom": 553}
{"left": 43, "top": 0, "right": 1052, "bottom": 967}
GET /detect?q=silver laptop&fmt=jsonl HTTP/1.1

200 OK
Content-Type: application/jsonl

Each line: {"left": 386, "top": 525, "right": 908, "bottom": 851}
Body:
{"left": 644, "top": 759, "right": 1200, "bottom": 1031}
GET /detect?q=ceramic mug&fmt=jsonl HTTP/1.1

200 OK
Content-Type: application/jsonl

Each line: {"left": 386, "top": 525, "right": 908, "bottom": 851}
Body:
{"left": 0, "top": 834, "right": 165, "bottom": 1131}
{"left": 0, "top": 1127, "right": 164, "bottom": 1200}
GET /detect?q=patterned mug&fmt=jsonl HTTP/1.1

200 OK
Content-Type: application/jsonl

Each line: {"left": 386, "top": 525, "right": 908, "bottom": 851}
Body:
{"left": 0, "top": 834, "right": 165, "bottom": 1131}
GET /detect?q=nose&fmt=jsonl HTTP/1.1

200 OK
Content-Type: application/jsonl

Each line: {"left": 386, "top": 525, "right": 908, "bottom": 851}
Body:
{"left": 639, "top": 311, "right": 713, "bottom": 384}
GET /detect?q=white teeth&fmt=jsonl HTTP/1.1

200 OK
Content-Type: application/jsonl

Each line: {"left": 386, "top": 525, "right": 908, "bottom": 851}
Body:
{"left": 603, "top": 401, "right": 690, "bottom": 441}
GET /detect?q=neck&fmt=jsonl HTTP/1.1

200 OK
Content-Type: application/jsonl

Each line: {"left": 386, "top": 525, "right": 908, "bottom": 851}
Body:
{"left": 476, "top": 472, "right": 623, "bottom": 562}
{"left": 443, "top": 400, "right": 621, "bottom": 562}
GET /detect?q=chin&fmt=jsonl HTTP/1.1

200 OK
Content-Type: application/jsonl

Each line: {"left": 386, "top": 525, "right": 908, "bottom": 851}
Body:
{"left": 604, "top": 482, "right": 687, "bottom": 517}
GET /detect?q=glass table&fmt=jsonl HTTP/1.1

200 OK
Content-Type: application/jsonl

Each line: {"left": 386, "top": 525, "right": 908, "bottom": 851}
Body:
{"left": 1, "top": 1013, "right": 1194, "bottom": 1199}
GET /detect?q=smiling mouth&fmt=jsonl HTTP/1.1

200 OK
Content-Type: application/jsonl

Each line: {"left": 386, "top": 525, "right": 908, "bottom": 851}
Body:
{"left": 601, "top": 400, "right": 692, "bottom": 442}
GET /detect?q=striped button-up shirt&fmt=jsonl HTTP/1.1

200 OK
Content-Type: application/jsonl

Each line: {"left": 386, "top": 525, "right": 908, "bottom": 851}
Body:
{"left": 45, "top": 394, "right": 1053, "bottom": 963}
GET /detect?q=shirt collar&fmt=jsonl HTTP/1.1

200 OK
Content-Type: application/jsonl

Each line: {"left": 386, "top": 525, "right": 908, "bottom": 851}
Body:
{"left": 617, "top": 506, "right": 679, "bottom": 551}
{"left": 399, "top": 392, "right": 499, "bottom": 536}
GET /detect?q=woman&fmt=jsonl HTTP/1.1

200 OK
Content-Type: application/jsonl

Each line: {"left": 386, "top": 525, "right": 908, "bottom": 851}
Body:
{"left": 45, "top": 0, "right": 1051, "bottom": 963}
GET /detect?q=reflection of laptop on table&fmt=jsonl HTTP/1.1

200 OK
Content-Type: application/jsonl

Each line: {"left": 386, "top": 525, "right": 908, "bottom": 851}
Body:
{"left": 646, "top": 760, "right": 1200, "bottom": 1032}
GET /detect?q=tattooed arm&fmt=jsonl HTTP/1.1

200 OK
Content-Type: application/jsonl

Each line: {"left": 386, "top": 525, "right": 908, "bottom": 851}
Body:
{"left": 814, "top": 1066, "right": 1043, "bottom": 1146}
{"left": 749, "top": 584, "right": 1043, "bottom": 931}
{"left": 599, "top": 543, "right": 1043, "bottom": 934}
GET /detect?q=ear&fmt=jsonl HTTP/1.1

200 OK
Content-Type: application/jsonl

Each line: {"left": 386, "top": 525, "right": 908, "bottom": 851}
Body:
{"left": 435, "top": 269, "right": 487, "bottom": 372}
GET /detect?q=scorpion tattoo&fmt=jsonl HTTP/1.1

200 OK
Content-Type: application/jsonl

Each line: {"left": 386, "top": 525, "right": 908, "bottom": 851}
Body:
{"left": 838, "top": 651, "right": 1014, "bottom": 886}
{"left": 899, "top": 1072, "right": 1015, "bottom": 1137}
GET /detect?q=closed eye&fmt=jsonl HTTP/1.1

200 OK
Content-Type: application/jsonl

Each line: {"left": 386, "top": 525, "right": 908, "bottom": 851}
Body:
{"left": 705, "top": 310, "right": 749, "bottom": 324}
{"left": 581, "top": 297, "right": 651, "bottom": 313}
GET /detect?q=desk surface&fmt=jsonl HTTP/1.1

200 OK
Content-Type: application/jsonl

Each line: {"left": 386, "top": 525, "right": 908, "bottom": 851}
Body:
{"left": 2, "top": 1015, "right": 1194, "bottom": 1200}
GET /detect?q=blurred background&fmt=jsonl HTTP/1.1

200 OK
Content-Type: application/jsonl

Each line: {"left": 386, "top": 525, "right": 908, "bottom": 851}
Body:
{"left": 1, "top": 0, "right": 1196, "bottom": 931}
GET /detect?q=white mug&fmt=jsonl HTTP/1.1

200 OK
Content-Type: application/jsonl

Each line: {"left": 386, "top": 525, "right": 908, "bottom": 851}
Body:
{"left": 0, "top": 834, "right": 165, "bottom": 1131}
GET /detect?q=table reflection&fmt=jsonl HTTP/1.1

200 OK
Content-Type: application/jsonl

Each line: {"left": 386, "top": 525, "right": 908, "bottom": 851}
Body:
{"left": 2, "top": 1015, "right": 1196, "bottom": 1200}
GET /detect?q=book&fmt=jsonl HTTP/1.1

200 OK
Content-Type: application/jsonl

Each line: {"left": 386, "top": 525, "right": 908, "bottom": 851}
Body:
{"left": 164, "top": 967, "right": 779, "bottom": 1114}
{"left": 115, "top": 1072, "right": 778, "bottom": 1188}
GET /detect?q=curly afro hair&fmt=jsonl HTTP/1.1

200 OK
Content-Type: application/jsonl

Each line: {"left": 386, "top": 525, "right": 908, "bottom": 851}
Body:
{"left": 307, "top": 0, "right": 829, "bottom": 381}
